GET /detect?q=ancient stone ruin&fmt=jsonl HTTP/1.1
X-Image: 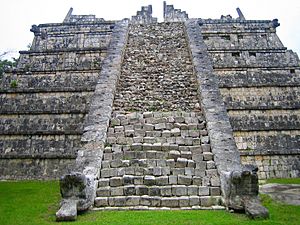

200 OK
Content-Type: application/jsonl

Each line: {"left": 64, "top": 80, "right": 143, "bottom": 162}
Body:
{"left": 1, "top": 1, "right": 299, "bottom": 221}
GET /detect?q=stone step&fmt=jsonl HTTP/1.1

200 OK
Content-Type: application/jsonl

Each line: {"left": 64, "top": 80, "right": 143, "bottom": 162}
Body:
{"left": 94, "top": 195, "right": 222, "bottom": 208}
{"left": 101, "top": 157, "right": 215, "bottom": 169}
{"left": 98, "top": 173, "right": 220, "bottom": 187}
{"left": 100, "top": 167, "right": 219, "bottom": 179}
{"left": 106, "top": 136, "right": 209, "bottom": 146}
{"left": 104, "top": 143, "right": 211, "bottom": 153}
{"left": 103, "top": 148, "right": 213, "bottom": 161}
{"left": 97, "top": 184, "right": 221, "bottom": 197}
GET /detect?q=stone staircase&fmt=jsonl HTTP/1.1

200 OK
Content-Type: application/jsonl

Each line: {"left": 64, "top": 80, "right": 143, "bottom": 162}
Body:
{"left": 95, "top": 111, "right": 221, "bottom": 209}
{"left": 94, "top": 22, "right": 222, "bottom": 209}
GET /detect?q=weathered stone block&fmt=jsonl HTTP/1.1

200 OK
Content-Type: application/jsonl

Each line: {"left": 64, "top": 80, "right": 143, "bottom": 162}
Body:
{"left": 172, "top": 185, "right": 187, "bottom": 196}
{"left": 178, "top": 175, "right": 192, "bottom": 185}
{"left": 178, "top": 196, "right": 189, "bottom": 207}
{"left": 188, "top": 185, "right": 199, "bottom": 196}
{"left": 114, "top": 196, "right": 126, "bottom": 207}
{"left": 124, "top": 185, "right": 136, "bottom": 196}
{"left": 161, "top": 197, "right": 179, "bottom": 207}
{"left": 98, "top": 178, "right": 109, "bottom": 187}
{"left": 203, "top": 152, "right": 213, "bottom": 161}
{"left": 125, "top": 196, "right": 140, "bottom": 206}
{"left": 136, "top": 185, "right": 149, "bottom": 195}
{"left": 110, "top": 177, "right": 123, "bottom": 187}
{"left": 156, "top": 176, "right": 169, "bottom": 186}
{"left": 149, "top": 186, "right": 161, "bottom": 196}
{"left": 176, "top": 158, "right": 188, "bottom": 168}
{"left": 94, "top": 197, "right": 109, "bottom": 207}
{"left": 189, "top": 196, "right": 200, "bottom": 206}
{"left": 110, "top": 187, "right": 124, "bottom": 196}
{"left": 144, "top": 175, "right": 156, "bottom": 185}
{"left": 199, "top": 186, "right": 209, "bottom": 196}
{"left": 169, "top": 175, "right": 178, "bottom": 185}
{"left": 161, "top": 186, "right": 172, "bottom": 196}
{"left": 97, "top": 187, "right": 110, "bottom": 197}
{"left": 210, "top": 187, "right": 221, "bottom": 196}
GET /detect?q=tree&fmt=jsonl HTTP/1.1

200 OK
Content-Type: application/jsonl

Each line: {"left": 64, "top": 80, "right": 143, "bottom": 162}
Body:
{"left": 0, "top": 52, "right": 18, "bottom": 76}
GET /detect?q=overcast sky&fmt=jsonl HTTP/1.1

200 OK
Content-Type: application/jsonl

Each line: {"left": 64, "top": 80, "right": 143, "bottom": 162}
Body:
{"left": 1, "top": 0, "right": 300, "bottom": 59}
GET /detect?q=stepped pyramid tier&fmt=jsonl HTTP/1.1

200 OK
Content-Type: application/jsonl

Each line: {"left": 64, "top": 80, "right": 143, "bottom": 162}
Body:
{"left": 1, "top": 1, "right": 299, "bottom": 221}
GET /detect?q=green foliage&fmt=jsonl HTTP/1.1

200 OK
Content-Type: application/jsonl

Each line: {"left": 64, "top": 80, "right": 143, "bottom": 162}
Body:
{"left": 0, "top": 180, "right": 300, "bottom": 225}
{"left": 0, "top": 58, "right": 17, "bottom": 76}
{"left": 10, "top": 80, "right": 18, "bottom": 88}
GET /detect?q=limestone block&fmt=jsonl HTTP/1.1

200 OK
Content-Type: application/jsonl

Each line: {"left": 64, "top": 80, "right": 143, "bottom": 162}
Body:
{"left": 94, "top": 197, "right": 109, "bottom": 207}
{"left": 169, "top": 175, "right": 178, "bottom": 185}
{"left": 144, "top": 175, "right": 156, "bottom": 185}
{"left": 211, "top": 176, "right": 221, "bottom": 186}
{"left": 195, "top": 169, "right": 206, "bottom": 178}
{"left": 203, "top": 152, "right": 213, "bottom": 161}
{"left": 98, "top": 178, "right": 109, "bottom": 187}
{"left": 185, "top": 168, "right": 195, "bottom": 176}
{"left": 187, "top": 160, "right": 196, "bottom": 168}
{"left": 210, "top": 187, "right": 221, "bottom": 196}
{"left": 161, "top": 197, "right": 179, "bottom": 207}
{"left": 178, "top": 175, "right": 192, "bottom": 185}
{"left": 171, "top": 128, "right": 181, "bottom": 136}
{"left": 155, "top": 123, "right": 166, "bottom": 130}
{"left": 56, "top": 199, "right": 77, "bottom": 221}
{"left": 157, "top": 159, "right": 167, "bottom": 167}
{"left": 179, "top": 196, "right": 189, "bottom": 207}
{"left": 202, "top": 144, "right": 211, "bottom": 152}
{"left": 97, "top": 187, "right": 110, "bottom": 196}
{"left": 156, "top": 176, "right": 169, "bottom": 186}
{"left": 136, "top": 185, "right": 149, "bottom": 195}
{"left": 199, "top": 186, "right": 209, "bottom": 196}
{"left": 149, "top": 186, "right": 161, "bottom": 196}
{"left": 200, "top": 196, "right": 214, "bottom": 207}
{"left": 162, "top": 130, "right": 171, "bottom": 137}
{"left": 181, "top": 151, "right": 192, "bottom": 159}
{"left": 134, "top": 176, "right": 143, "bottom": 185}
{"left": 131, "top": 143, "right": 142, "bottom": 151}
{"left": 193, "top": 177, "right": 202, "bottom": 186}
{"left": 161, "top": 186, "right": 172, "bottom": 196}
{"left": 123, "top": 175, "right": 134, "bottom": 185}
{"left": 206, "top": 161, "right": 216, "bottom": 169}
{"left": 188, "top": 185, "right": 199, "bottom": 196}
{"left": 166, "top": 159, "right": 175, "bottom": 167}
{"left": 171, "top": 168, "right": 185, "bottom": 176}
{"left": 124, "top": 185, "right": 136, "bottom": 195}
{"left": 176, "top": 158, "right": 188, "bottom": 168}
{"left": 144, "top": 124, "right": 155, "bottom": 131}
{"left": 110, "top": 177, "right": 123, "bottom": 187}
{"left": 110, "top": 159, "right": 123, "bottom": 168}
{"left": 189, "top": 196, "right": 200, "bottom": 206}
{"left": 172, "top": 185, "right": 187, "bottom": 196}
{"left": 169, "top": 150, "right": 181, "bottom": 160}
{"left": 110, "top": 187, "right": 124, "bottom": 196}
{"left": 125, "top": 196, "right": 140, "bottom": 206}
{"left": 192, "top": 154, "right": 203, "bottom": 162}
{"left": 153, "top": 167, "right": 162, "bottom": 176}
{"left": 114, "top": 196, "right": 126, "bottom": 207}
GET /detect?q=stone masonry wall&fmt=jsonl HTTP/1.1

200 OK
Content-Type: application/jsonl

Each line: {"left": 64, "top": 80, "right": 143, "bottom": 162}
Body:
{"left": 201, "top": 19, "right": 300, "bottom": 178}
{"left": 0, "top": 16, "right": 116, "bottom": 179}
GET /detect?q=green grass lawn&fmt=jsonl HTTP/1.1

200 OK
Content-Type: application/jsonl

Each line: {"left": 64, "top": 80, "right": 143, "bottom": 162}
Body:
{"left": 0, "top": 179, "right": 299, "bottom": 225}
{"left": 265, "top": 178, "right": 300, "bottom": 185}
